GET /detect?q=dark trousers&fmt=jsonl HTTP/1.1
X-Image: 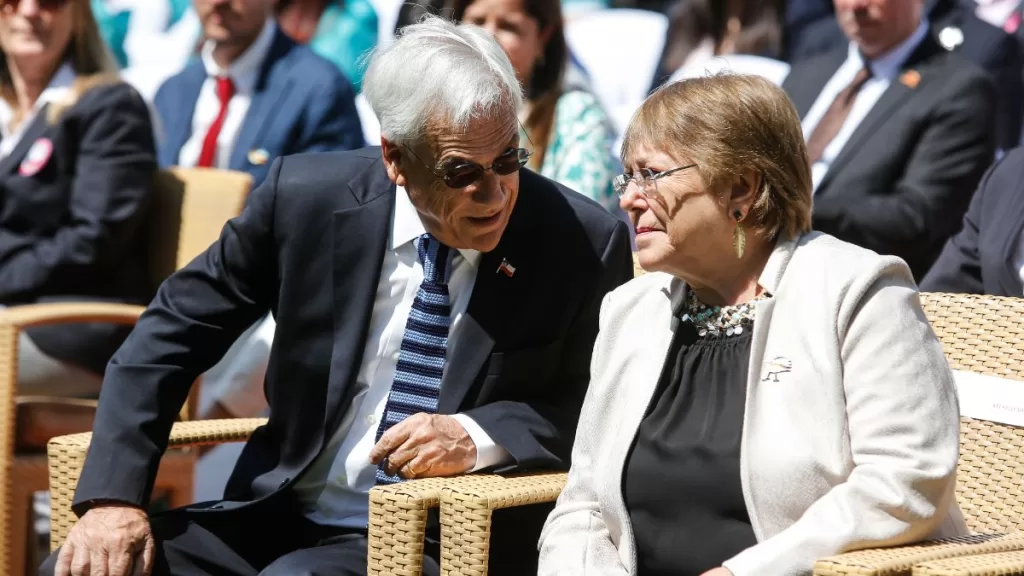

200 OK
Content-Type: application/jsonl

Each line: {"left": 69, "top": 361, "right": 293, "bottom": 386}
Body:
{"left": 39, "top": 498, "right": 441, "bottom": 576}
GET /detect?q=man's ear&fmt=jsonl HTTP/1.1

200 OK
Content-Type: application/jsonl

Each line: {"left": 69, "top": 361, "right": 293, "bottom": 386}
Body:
{"left": 381, "top": 138, "right": 407, "bottom": 187}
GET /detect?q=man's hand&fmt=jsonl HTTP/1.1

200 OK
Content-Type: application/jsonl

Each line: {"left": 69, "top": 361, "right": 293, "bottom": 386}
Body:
{"left": 369, "top": 413, "right": 477, "bottom": 478}
{"left": 700, "top": 568, "right": 734, "bottom": 576}
{"left": 55, "top": 504, "right": 154, "bottom": 576}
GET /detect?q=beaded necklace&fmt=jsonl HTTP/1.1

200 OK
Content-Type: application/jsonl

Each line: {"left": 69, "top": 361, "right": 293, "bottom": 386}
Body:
{"left": 680, "top": 290, "right": 772, "bottom": 338}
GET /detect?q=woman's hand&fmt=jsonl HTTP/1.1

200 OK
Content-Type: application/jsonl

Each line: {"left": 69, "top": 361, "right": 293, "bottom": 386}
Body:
{"left": 700, "top": 568, "right": 734, "bottom": 576}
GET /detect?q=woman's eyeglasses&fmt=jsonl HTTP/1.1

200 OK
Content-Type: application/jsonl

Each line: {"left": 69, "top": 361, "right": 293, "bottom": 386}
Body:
{"left": 1, "top": 0, "right": 68, "bottom": 12}
{"left": 407, "top": 147, "right": 532, "bottom": 189}
{"left": 613, "top": 164, "right": 698, "bottom": 198}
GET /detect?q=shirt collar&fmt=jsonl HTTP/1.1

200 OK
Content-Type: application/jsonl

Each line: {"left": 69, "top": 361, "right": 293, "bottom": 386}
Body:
{"left": 392, "top": 185, "right": 482, "bottom": 268}
{"left": 200, "top": 19, "right": 277, "bottom": 93}
{"left": 849, "top": 21, "right": 930, "bottom": 80}
{"left": 0, "top": 61, "right": 75, "bottom": 139}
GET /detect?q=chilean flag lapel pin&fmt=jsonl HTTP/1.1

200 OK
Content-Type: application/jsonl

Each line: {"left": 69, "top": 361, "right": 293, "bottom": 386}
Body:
{"left": 497, "top": 258, "right": 516, "bottom": 278}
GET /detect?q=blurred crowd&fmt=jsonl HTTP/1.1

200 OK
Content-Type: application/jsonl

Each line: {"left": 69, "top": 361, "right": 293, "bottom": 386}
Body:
{"left": 5, "top": 0, "right": 1024, "bottom": 571}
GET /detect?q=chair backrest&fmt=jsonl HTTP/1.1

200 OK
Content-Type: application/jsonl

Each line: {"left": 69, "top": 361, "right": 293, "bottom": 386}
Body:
{"left": 146, "top": 167, "right": 253, "bottom": 294}
{"left": 919, "top": 292, "right": 1024, "bottom": 534}
{"left": 631, "top": 257, "right": 1024, "bottom": 533}
{"left": 147, "top": 168, "right": 253, "bottom": 421}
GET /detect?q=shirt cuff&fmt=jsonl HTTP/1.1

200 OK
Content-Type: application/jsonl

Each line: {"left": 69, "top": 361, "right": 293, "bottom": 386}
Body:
{"left": 452, "top": 413, "right": 512, "bottom": 472}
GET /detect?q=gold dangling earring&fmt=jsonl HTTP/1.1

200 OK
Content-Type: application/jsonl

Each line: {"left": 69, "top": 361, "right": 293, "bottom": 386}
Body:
{"left": 732, "top": 209, "right": 746, "bottom": 259}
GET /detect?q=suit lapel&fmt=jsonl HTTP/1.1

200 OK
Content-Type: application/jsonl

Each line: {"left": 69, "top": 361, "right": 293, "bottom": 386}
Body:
{"left": 0, "top": 109, "right": 51, "bottom": 176}
{"left": 161, "top": 64, "right": 205, "bottom": 167}
{"left": 438, "top": 189, "right": 537, "bottom": 413}
{"left": 230, "top": 30, "right": 295, "bottom": 172}
{"left": 324, "top": 161, "right": 394, "bottom": 432}
{"left": 994, "top": 181, "right": 1024, "bottom": 296}
{"left": 817, "top": 35, "right": 943, "bottom": 193}
{"left": 816, "top": 82, "right": 912, "bottom": 191}
{"left": 789, "top": 49, "right": 847, "bottom": 118}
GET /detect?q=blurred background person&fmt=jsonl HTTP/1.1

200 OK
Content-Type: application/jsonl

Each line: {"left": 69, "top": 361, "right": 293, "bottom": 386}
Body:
{"left": 791, "top": 0, "right": 1022, "bottom": 150}
{"left": 0, "top": 0, "right": 156, "bottom": 398}
{"left": 652, "top": 0, "right": 791, "bottom": 89}
{"left": 539, "top": 73, "right": 964, "bottom": 576}
{"left": 453, "top": 0, "right": 619, "bottom": 209}
{"left": 154, "top": 0, "right": 364, "bottom": 188}
{"left": 0, "top": 0, "right": 156, "bottom": 557}
{"left": 922, "top": 147, "right": 1024, "bottom": 296}
{"left": 783, "top": 0, "right": 996, "bottom": 280}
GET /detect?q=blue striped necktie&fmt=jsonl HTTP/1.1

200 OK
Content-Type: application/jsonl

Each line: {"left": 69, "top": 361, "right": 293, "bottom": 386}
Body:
{"left": 375, "top": 234, "right": 455, "bottom": 485}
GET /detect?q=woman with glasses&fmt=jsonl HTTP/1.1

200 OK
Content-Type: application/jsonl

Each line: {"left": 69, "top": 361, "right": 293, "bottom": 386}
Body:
{"left": 538, "top": 74, "right": 966, "bottom": 576}
{"left": 453, "top": 0, "right": 619, "bottom": 210}
{"left": 0, "top": 0, "right": 155, "bottom": 395}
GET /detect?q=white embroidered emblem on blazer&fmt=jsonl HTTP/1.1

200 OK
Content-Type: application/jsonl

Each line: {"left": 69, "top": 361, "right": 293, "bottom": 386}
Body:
{"left": 538, "top": 232, "right": 967, "bottom": 576}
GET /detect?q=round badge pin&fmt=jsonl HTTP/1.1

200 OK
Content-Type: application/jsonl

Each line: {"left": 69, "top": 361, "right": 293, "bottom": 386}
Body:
{"left": 939, "top": 26, "right": 964, "bottom": 51}
{"left": 19, "top": 137, "right": 53, "bottom": 177}
{"left": 247, "top": 148, "right": 270, "bottom": 166}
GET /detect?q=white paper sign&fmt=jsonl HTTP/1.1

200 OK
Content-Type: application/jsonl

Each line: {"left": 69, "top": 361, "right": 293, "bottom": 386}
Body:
{"left": 954, "top": 369, "right": 1024, "bottom": 427}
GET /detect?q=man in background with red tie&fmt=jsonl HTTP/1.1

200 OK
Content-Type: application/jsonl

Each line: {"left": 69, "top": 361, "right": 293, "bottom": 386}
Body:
{"left": 153, "top": 0, "right": 364, "bottom": 186}
{"left": 782, "top": 0, "right": 996, "bottom": 280}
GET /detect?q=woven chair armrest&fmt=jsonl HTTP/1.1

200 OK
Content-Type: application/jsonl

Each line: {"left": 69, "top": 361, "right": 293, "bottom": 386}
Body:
{"left": 47, "top": 418, "right": 267, "bottom": 550}
{"left": 437, "top": 471, "right": 567, "bottom": 575}
{"left": 814, "top": 533, "right": 1024, "bottom": 576}
{"left": 47, "top": 417, "right": 268, "bottom": 455}
{"left": 0, "top": 302, "right": 146, "bottom": 328}
{"left": 912, "top": 549, "right": 1024, "bottom": 575}
{"left": 368, "top": 477, "right": 454, "bottom": 576}
{"left": 440, "top": 471, "right": 568, "bottom": 511}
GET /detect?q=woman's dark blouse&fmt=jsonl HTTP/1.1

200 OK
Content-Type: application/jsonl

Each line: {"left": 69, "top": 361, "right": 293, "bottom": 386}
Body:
{"left": 622, "top": 319, "right": 758, "bottom": 575}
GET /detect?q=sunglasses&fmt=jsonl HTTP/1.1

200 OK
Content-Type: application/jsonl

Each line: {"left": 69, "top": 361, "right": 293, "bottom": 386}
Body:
{"left": 1, "top": 0, "right": 68, "bottom": 12}
{"left": 407, "top": 147, "right": 532, "bottom": 189}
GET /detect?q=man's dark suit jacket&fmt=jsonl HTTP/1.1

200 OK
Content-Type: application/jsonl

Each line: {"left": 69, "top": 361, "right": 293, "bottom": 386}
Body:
{"left": 74, "top": 147, "right": 632, "bottom": 551}
{"left": 154, "top": 27, "right": 364, "bottom": 187}
{"left": 0, "top": 82, "right": 156, "bottom": 374}
{"left": 921, "top": 147, "right": 1024, "bottom": 296}
{"left": 789, "top": 0, "right": 1023, "bottom": 149}
{"left": 783, "top": 33, "right": 996, "bottom": 280}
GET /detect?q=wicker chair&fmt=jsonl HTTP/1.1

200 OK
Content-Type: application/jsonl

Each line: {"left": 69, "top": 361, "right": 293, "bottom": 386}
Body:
{"left": 0, "top": 167, "right": 251, "bottom": 575}
{"left": 44, "top": 259, "right": 1024, "bottom": 574}
{"left": 427, "top": 291, "right": 1024, "bottom": 576}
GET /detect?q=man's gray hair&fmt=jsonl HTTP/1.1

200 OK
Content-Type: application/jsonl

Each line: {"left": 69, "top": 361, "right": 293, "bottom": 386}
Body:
{"left": 362, "top": 15, "right": 524, "bottom": 148}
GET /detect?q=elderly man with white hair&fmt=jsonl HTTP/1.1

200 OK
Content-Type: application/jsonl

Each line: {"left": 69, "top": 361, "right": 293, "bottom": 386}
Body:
{"left": 40, "top": 14, "right": 633, "bottom": 576}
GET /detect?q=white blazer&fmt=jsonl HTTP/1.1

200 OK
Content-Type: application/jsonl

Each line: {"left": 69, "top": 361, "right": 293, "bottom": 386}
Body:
{"left": 539, "top": 232, "right": 967, "bottom": 576}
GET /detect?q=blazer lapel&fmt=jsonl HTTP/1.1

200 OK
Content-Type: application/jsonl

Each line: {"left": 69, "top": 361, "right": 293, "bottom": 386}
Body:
{"left": 438, "top": 194, "right": 537, "bottom": 414}
{"left": 817, "top": 36, "right": 942, "bottom": 192}
{"left": 789, "top": 49, "right": 848, "bottom": 118}
{"left": 230, "top": 30, "right": 295, "bottom": 171}
{"left": 161, "top": 64, "right": 205, "bottom": 167}
{"left": 0, "top": 110, "right": 51, "bottom": 176}
{"left": 995, "top": 182, "right": 1024, "bottom": 296}
{"left": 324, "top": 163, "right": 394, "bottom": 432}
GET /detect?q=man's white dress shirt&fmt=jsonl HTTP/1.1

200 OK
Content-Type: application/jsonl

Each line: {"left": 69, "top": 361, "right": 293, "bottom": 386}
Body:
{"left": 801, "top": 22, "right": 930, "bottom": 192}
{"left": 0, "top": 63, "right": 74, "bottom": 159}
{"left": 291, "top": 185, "right": 511, "bottom": 528}
{"left": 177, "top": 19, "right": 276, "bottom": 168}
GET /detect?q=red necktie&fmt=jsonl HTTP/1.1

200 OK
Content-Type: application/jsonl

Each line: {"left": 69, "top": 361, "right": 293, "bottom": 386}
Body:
{"left": 197, "top": 76, "right": 236, "bottom": 168}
